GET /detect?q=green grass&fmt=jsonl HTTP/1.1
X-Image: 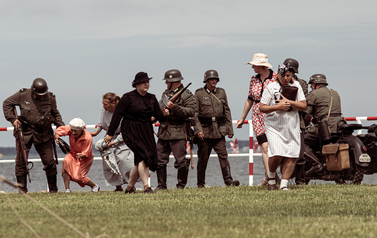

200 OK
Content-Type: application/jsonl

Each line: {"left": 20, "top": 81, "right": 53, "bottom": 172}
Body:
{"left": 1, "top": 184, "right": 377, "bottom": 238}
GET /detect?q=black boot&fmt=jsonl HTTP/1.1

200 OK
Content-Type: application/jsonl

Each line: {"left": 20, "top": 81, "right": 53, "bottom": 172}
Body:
{"left": 197, "top": 168, "right": 206, "bottom": 188}
{"left": 304, "top": 152, "right": 322, "bottom": 176}
{"left": 221, "top": 166, "right": 240, "bottom": 186}
{"left": 16, "top": 175, "right": 28, "bottom": 194}
{"left": 47, "top": 175, "right": 58, "bottom": 193}
{"left": 295, "top": 164, "right": 305, "bottom": 185}
{"left": 156, "top": 167, "right": 167, "bottom": 190}
{"left": 176, "top": 168, "right": 189, "bottom": 189}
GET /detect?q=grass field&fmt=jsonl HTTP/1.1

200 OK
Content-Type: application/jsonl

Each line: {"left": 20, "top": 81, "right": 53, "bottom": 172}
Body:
{"left": 1, "top": 184, "right": 377, "bottom": 238}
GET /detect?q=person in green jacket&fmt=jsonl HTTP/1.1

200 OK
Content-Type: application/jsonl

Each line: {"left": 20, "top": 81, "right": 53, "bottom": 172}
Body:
{"left": 156, "top": 69, "right": 196, "bottom": 189}
{"left": 192, "top": 70, "right": 239, "bottom": 188}
{"left": 304, "top": 74, "right": 346, "bottom": 176}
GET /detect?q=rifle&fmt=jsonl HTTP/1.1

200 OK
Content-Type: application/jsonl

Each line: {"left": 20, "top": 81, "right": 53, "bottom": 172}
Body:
{"left": 164, "top": 83, "right": 192, "bottom": 110}
{"left": 13, "top": 108, "right": 33, "bottom": 183}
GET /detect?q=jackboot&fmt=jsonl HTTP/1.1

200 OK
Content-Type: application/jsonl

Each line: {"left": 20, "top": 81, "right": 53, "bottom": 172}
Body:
{"left": 221, "top": 166, "right": 240, "bottom": 186}
{"left": 156, "top": 167, "right": 167, "bottom": 190}
{"left": 295, "top": 164, "right": 305, "bottom": 185}
{"left": 197, "top": 168, "right": 206, "bottom": 188}
{"left": 47, "top": 174, "right": 58, "bottom": 193}
{"left": 304, "top": 152, "right": 322, "bottom": 176}
{"left": 176, "top": 168, "right": 189, "bottom": 189}
{"left": 16, "top": 175, "right": 28, "bottom": 194}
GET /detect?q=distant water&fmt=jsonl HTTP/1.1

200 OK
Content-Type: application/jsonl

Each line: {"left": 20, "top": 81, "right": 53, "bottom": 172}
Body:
{"left": 1, "top": 155, "right": 377, "bottom": 192}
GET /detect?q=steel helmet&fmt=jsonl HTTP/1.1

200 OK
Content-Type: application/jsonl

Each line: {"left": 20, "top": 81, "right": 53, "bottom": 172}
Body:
{"left": 203, "top": 70, "right": 219, "bottom": 83}
{"left": 32, "top": 78, "right": 48, "bottom": 95}
{"left": 162, "top": 69, "right": 184, "bottom": 82}
{"left": 309, "top": 74, "right": 328, "bottom": 85}
{"left": 283, "top": 58, "right": 299, "bottom": 74}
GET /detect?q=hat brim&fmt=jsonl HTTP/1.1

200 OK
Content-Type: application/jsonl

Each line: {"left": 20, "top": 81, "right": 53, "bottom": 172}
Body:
{"left": 247, "top": 61, "right": 273, "bottom": 68}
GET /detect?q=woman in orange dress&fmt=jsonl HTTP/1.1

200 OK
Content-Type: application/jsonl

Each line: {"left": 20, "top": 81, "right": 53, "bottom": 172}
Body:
{"left": 54, "top": 118, "right": 100, "bottom": 193}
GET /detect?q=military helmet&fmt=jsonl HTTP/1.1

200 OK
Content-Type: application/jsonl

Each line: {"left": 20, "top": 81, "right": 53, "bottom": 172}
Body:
{"left": 162, "top": 69, "right": 184, "bottom": 82}
{"left": 203, "top": 69, "right": 219, "bottom": 83}
{"left": 32, "top": 78, "right": 48, "bottom": 95}
{"left": 309, "top": 74, "right": 328, "bottom": 85}
{"left": 283, "top": 58, "right": 299, "bottom": 74}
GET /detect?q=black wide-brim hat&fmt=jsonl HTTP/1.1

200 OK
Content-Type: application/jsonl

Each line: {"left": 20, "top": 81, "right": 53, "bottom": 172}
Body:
{"left": 132, "top": 72, "right": 152, "bottom": 87}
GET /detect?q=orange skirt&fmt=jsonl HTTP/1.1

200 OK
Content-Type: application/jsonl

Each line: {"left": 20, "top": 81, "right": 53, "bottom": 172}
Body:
{"left": 62, "top": 153, "right": 93, "bottom": 187}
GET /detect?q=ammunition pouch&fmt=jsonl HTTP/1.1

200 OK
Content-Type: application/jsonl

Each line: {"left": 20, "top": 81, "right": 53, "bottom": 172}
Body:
{"left": 34, "top": 111, "right": 55, "bottom": 129}
{"left": 168, "top": 116, "right": 186, "bottom": 125}
{"left": 198, "top": 115, "right": 227, "bottom": 127}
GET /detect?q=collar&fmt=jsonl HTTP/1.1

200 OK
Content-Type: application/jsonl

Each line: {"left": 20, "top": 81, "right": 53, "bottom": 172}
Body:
{"left": 204, "top": 85, "right": 216, "bottom": 94}
{"left": 168, "top": 84, "right": 184, "bottom": 94}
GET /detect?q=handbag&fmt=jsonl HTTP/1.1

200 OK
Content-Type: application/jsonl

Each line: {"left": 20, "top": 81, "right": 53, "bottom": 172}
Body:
{"left": 280, "top": 85, "right": 298, "bottom": 101}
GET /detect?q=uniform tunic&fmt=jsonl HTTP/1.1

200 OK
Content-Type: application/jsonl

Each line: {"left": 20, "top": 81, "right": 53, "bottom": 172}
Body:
{"left": 192, "top": 85, "right": 235, "bottom": 186}
{"left": 248, "top": 70, "right": 277, "bottom": 141}
{"left": 3, "top": 88, "right": 64, "bottom": 176}
{"left": 95, "top": 107, "right": 135, "bottom": 186}
{"left": 261, "top": 81, "right": 305, "bottom": 158}
{"left": 55, "top": 126, "right": 94, "bottom": 186}
{"left": 306, "top": 86, "right": 345, "bottom": 134}
{"left": 157, "top": 84, "right": 196, "bottom": 170}
{"left": 108, "top": 90, "right": 162, "bottom": 172}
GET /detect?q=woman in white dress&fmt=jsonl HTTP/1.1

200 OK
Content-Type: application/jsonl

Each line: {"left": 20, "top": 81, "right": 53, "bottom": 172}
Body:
{"left": 92, "top": 92, "right": 136, "bottom": 191}
{"left": 259, "top": 64, "right": 307, "bottom": 190}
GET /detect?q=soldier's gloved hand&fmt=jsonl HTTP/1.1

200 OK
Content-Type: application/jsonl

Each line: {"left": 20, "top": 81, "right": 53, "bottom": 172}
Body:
{"left": 228, "top": 134, "right": 234, "bottom": 139}
{"left": 197, "top": 132, "right": 204, "bottom": 140}
{"left": 166, "top": 101, "right": 176, "bottom": 109}
{"left": 12, "top": 119, "right": 21, "bottom": 130}
{"left": 163, "top": 108, "right": 170, "bottom": 116}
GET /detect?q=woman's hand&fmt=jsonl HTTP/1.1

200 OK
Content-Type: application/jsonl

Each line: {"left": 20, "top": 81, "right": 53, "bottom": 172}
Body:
{"left": 54, "top": 134, "right": 60, "bottom": 144}
{"left": 236, "top": 119, "right": 245, "bottom": 128}
{"left": 91, "top": 130, "right": 100, "bottom": 137}
{"left": 104, "top": 135, "right": 113, "bottom": 143}
{"left": 276, "top": 99, "right": 291, "bottom": 111}
{"left": 76, "top": 153, "right": 85, "bottom": 160}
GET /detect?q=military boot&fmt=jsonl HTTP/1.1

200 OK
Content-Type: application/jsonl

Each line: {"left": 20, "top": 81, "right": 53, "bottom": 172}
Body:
{"left": 176, "top": 168, "right": 189, "bottom": 189}
{"left": 304, "top": 152, "right": 322, "bottom": 176}
{"left": 197, "top": 168, "right": 206, "bottom": 188}
{"left": 221, "top": 166, "right": 240, "bottom": 186}
{"left": 47, "top": 174, "right": 58, "bottom": 193}
{"left": 16, "top": 175, "right": 28, "bottom": 194}
{"left": 156, "top": 167, "right": 167, "bottom": 190}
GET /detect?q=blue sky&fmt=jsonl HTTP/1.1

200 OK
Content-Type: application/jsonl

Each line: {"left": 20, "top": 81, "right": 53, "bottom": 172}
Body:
{"left": 0, "top": 0, "right": 376, "bottom": 147}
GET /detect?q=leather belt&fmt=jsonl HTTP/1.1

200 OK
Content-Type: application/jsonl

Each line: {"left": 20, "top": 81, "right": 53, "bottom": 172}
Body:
{"left": 319, "top": 113, "right": 342, "bottom": 120}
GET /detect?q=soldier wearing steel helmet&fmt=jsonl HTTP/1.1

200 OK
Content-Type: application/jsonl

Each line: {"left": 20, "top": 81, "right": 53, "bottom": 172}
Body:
{"left": 156, "top": 69, "right": 196, "bottom": 189}
{"left": 304, "top": 74, "right": 346, "bottom": 176}
{"left": 2, "top": 78, "right": 64, "bottom": 193}
{"left": 283, "top": 58, "right": 309, "bottom": 185}
{"left": 192, "top": 70, "right": 239, "bottom": 188}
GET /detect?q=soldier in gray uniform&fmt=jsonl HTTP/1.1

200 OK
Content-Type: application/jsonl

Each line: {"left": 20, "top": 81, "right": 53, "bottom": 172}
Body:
{"left": 283, "top": 58, "right": 309, "bottom": 185}
{"left": 156, "top": 69, "right": 196, "bottom": 189}
{"left": 304, "top": 74, "right": 346, "bottom": 175}
{"left": 3, "top": 78, "right": 64, "bottom": 193}
{"left": 192, "top": 70, "right": 239, "bottom": 188}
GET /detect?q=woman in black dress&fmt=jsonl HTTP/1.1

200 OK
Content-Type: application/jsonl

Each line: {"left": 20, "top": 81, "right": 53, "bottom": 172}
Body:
{"left": 104, "top": 72, "right": 162, "bottom": 193}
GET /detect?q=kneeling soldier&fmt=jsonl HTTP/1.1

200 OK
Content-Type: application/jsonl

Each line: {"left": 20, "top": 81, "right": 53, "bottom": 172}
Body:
{"left": 192, "top": 70, "right": 239, "bottom": 188}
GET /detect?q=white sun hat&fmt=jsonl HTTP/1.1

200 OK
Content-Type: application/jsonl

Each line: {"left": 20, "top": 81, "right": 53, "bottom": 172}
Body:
{"left": 247, "top": 53, "right": 273, "bottom": 68}
{"left": 69, "top": 118, "right": 85, "bottom": 130}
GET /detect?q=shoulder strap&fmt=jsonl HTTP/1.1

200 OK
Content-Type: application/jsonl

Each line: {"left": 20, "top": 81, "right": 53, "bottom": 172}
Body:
{"left": 326, "top": 89, "right": 333, "bottom": 121}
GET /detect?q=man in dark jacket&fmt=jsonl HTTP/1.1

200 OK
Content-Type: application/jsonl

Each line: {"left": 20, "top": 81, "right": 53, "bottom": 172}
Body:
{"left": 3, "top": 78, "right": 64, "bottom": 193}
{"left": 156, "top": 69, "right": 196, "bottom": 189}
{"left": 192, "top": 69, "right": 239, "bottom": 188}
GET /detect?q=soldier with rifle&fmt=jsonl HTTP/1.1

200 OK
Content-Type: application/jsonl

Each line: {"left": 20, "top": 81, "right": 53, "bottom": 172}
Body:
{"left": 3, "top": 78, "right": 64, "bottom": 193}
{"left": 156, "top": 69, "right": 196, "bottom": 190}
{"left": 192, "top": 70, "right": 239, "bottom": 188}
